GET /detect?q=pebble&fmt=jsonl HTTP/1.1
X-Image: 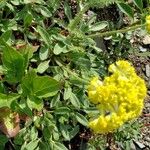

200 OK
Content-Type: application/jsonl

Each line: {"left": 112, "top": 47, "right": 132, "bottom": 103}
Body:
{"left": 146, "top": 64, "right": 150, "bottom": 77}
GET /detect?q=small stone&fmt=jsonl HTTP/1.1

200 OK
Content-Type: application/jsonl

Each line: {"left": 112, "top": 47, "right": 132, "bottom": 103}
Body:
{"left": 146, "top": 64, "right": 150, "bottom": 77}
{"left": 143, "top": 35, "right": 150, "bottom": 45}
{"left": 145, "top": 137, "right": 150, "bottom": 142}
{"left": 139, "top": 46, "right": 147, "bottom": 52}
{"left": 133, "top": 140, "right": 146, "bottom": 149}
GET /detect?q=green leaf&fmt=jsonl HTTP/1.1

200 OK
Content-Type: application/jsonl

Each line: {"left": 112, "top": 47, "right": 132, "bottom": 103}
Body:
{"left": 69, "top": 125, "right": 79, "bottom": 140}
{"left": 60, "top": 125, "right": 70, "bottom": 141}
{"left": 54, "top": 107, "right": 71, "bottom": 115}
{"left": 30, "top": 127, "right": 38, "bottom": 141}
{"left": 64, "top": 87, "right": 72, "bottom": 100}
{"left": 24, "top": 140, "right": 39, "bottom": 150}
{"left": 10, "top": 0, "right": 20, "bottom": 5}
{"left": 54, "top": 142, "right": 68, "bottom": 150}
{"left": 53, "top": 43, "right": 65, "bottom": 55}
{"left": 70, "top": 52, "right": 91, "bottom": 69}
{"left": 89, "top": 22, "right": 108, "bottom": 32}
{"left": 64, "top": 1, "right": 72, "bottom": 21}
{"left": 18, "top": 101, "right": 33, "bottom": 117}
{"left": 14, "top": 128, "right": 26, "bottom": 145}
{"left": 37, "top": 26, "right": 51, "bottom": 46}
{"left": 69, "top": 93, "right": 80, "bottom": 108}
{"left": 0, "top": 82, "right": 4, "bottom": 93}
{"left": 39, "top": 46, "right": 49, "bottom": 60}
{"left": 0, "top": 30, "right": 12, "bottom": 42}
{"left": 117, "top": 3, "right": 134, "bottom": 19}
{"left": 33, "top": 76, "right": 60, "bottom": 98}
{"left": 0, "top": 134, "right": 8, "bottom": 149}
{"left": 133, "top": 0, "right": 143, "bottom": 10}
{"left": 39, "top": 6, "right": 52, "bottom": 17}
{"left": 75, "top": 112, "right": 88, "bottom": 126}
{"left": 27, "top": 96, "right": 43, "bottom": 111}
{"left": 1, "top": 39, "right": 27, "bottom": 83}
{"left": 60, "top": 124, "right": 79, "bottom": 141}
{"left": 50, "top": 93, "right": 60, "bottom": 107}
{"left": 22, "top": 70, "right": 60, "bottom": 98}
{"left": 24, "top": 12, "right": 33, "bottom": 27}
{"left": 0, "top": 93, "right": 20, "bottom": 109}
{"left": 37, "top": 60, "right": 50, "bottom": 74}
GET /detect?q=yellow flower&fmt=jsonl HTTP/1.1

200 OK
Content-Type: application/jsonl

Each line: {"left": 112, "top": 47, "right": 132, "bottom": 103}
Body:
{"left": 88, "top": 77, "right": 103, "bottom": 104}
{"left": 146, "top": 15, "right": 150, "bottom": 32}
{"left": 88, "top": 60, "right": 147, "bottom": 134}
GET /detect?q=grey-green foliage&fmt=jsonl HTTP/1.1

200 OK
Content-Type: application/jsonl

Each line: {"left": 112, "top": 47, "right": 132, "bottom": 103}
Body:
{"left": 68, "top": 0, "right": 124, "bottom": 30}
{"left": 87, "top": 0, "right": 124, "bottom": 8}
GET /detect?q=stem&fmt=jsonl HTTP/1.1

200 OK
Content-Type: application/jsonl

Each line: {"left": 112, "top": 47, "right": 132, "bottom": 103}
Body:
{"left": 68, "top": 4, "right": 89, "bottom": 30}
{"left": 88, "top": 23, "right": 146, "bottom": 38}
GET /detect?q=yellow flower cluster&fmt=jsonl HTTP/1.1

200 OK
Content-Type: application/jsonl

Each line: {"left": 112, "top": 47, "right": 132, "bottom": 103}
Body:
{"left": 88, "top": 60, "right": 147, "bottom": 134}
{"left": 146, "top": 15, "right": 150, "bottom": 32}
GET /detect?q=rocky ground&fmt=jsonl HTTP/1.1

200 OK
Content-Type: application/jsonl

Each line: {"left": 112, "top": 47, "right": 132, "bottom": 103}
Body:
{"left": 140, "top": 96, "right": 150, "bottom": 150}
{"left": 130, "top": 56, "right": 150, "bottom": 150}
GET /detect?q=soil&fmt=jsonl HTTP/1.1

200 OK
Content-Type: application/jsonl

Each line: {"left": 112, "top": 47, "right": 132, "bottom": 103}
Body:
{"left": 130, "top": 56, "right": 150, "bottom": 150}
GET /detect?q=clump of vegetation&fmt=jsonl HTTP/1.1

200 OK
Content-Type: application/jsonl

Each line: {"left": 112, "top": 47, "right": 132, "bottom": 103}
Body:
{"left": 0, "top": 0, "right": 149, "bottom": 149}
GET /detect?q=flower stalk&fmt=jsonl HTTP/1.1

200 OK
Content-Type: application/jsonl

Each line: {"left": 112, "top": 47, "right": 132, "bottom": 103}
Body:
{"left": 88, "top": 23, "right": 146, "bottom": 38}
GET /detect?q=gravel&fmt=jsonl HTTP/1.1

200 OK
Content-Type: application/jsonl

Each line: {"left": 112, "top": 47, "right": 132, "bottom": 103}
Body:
{"left": 130, "top": 55, "right": 150, "bottom": 150}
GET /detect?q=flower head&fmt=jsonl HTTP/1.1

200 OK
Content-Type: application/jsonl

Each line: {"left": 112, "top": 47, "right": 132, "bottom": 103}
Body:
{"left": 88, "top": 60, "right": 147, "bottom": 134}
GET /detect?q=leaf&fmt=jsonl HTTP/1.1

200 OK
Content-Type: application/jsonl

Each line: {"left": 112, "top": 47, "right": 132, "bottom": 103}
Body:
{"left": 54, "top": 107, "right": 71, "bottom": 115}
{"left": 69, "top": 125, "right": 79, "bottom": 140}
{"left": 37, "top": 26, "right": 51, "bottom": 46}
{"left": 69, "top": 93, "right": 80, "bottom": 108}
{"left": 22, "top": 70, "right": 60, "bottom": 98}
{"left": 1, "top": 39, "right": 27, "bottom": 83}
{"left": 24, "top": 12, "right": 33, "bottom": 27}
{"left": 133, "top": 0, "right": 143, "bottom": 11}
{"left": 64, "top": 87, "right": 72, "bottom": 100}
{"left": 24, "top": 140, "right": 39, "bottom": 150}
{"left": 27, "top": 96, "right": 43, "bottom": 111}
{"left": 30, "top": 127, "right": 38, "bottom": 141}
{"left": 0, "top": 93, "right": 20, "bottom": 109}
{"left": 37, "top": 60, "right": 50, "bottom": 74}
{"left": 0, "top": 30, "right": 12, "bottom": 42}
{"left": 60, "top": 125, "right": 70, "bottom": 141}
{"left": 54, "top": 142, "right": 68, "bottom": 150}
{"left": 117, "top": 3, "right": 134, "bottom": 19}
{"left": 89, "top": 22, "right": 108, "bottom": 32}
{"left": 0, "top": 134, "right": 8, "bottom": 150}
{"left": 0, "top": 110, "right": 20, "bottom": 137}
{"left": 39, "top": 46, "right": 49, "bottom": 60}
{"left": 33, "top": 76, "right": 60, "bottom": 98}
{"left": 39, "top": 6, "right": 52, "bottom": 17}
{"left": 21, "top": 70, "right": 36, "bottom": 96}
{"left": 18, "top": 102, "right": 33, "bottom": 117}
{"left": 0, "top": 65, "right": 5, "bottom": 75}
{"left": 53, "top": 43, "right": 65, "bottom": 55}
{"left": 64, "top": 1, "right": 72, "bottom": 21}
{"left": 75, "top": 112, "right": 88, "bottom": 126}
{"left": 135, "top": 52, "right": 150, "bottom": 57}
{"left": 60, "top": 124, "right": 79, "bottom": 141}
{"left": 50, "top": 93, "right": 60, "bottom": 107}
{"left": 10, "top": 0, "right": 20, "bottom": 5}
{"left": 70, "top": 52, "right": 91, "bottom": 69}
{"left": 0, "top": 82, "right": 4, "bottom": 93}
{"left": 20, "top": 44, "right": 39, "bottom": 60}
